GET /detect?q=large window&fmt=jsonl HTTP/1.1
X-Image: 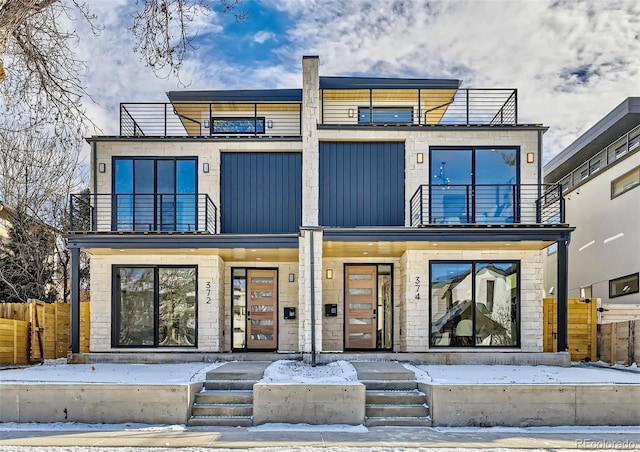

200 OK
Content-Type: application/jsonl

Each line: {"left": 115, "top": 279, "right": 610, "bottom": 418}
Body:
{"left": 113, "top": 266, "right": 197, "bottom": 347}
{"left": 430, "top": 261, "right": 519, "bottom": 347}
{"left": 113, "top": 157, "right": 197, "bottom": 231}
{"left": 609, "top": 273, "right": 639, "bottom": 299}
{"left": 212, "top": 117, "right": 265, "bottom": 134}
{"left": 358, "top": 107, "right": 413, "bottom": 124}
{"left": 430, "top": 147, "right": 519, "bottom": 224}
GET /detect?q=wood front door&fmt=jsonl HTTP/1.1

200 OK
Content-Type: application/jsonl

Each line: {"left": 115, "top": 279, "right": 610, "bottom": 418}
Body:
{"left": 345, "top": 265, "right": 377, "bottom": 349}
{"left": 246, "top": 269, "right": 277, "bottom": 349}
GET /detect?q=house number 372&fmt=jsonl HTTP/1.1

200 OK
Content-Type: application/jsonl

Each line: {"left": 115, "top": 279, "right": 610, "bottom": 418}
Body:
{"left": 205, "top": 281, "right": 212, "bottom": 304}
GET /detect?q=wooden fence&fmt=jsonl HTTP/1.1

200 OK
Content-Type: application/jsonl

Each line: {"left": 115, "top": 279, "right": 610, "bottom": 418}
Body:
{"left": 543, "top": 297, "right": 598, "bottom": 362}
{"left": 599, "top": 321, "right": 640, "bottom": 365}
{"left": 0, "top": 300, "right": 90, "bottom": 364}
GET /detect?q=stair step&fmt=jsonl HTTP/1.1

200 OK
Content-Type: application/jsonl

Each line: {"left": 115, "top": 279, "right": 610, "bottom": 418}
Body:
{"left": 366, "top": 404, "right": 429, "bottom": 418}
{"left": 204, "top": 380, "right": 256, "bottom": 390}
{"left": 195, "top": 390, "right": 253, "bottom": 404}
{"left": 187, "top": 416, "right": 253, "bottom": 427}
{"left": 360, "top": 380, "right": 418, "bottom": 391}
{"left": 366, "top": 390, "right": 425, "bottom": 405}
{"left": 192, "top": 403, "right": 253, "bottom": 417}
{"left": 365, "top": 416, "right": 432, "bottom": 427}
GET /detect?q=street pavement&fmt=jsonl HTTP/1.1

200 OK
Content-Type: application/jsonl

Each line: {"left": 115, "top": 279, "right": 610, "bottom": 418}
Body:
{"left": 1, "top": 425, "right": 640, "bottom": 451}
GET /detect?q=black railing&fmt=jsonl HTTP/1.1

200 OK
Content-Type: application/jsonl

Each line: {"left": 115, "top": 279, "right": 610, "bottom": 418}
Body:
{"left": 119, "top": 102, "right": 302, "bottom": 137}
{"left": 320, "top": 88, "right": 517, "bottom": 126}
{"left": 410, "top": 184, "right": 564, "bottom": 226}
{"left": 69, "top": 193, "right": 217, "bottom": 233}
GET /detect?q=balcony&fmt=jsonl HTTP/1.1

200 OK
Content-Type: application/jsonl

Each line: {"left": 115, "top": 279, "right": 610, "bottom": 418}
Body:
{"left": 320, "top": 88, "right": 517, "bottom": 126}
{"left": 120, "top": 102, "right": 302, "bottom": 138}
{"left": 410, "top": 184, "right": 564, "bottom": 226}
{"left": 69, "top": 193, "right": 217, "bottom": 233}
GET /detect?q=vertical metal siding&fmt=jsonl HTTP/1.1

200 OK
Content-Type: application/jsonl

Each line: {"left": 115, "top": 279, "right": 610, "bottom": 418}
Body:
{"left": 320, "top": 142, "right": 405, "bottom": 227}
{"left": 221, "top": 152, "right": 302, "bottom": 233}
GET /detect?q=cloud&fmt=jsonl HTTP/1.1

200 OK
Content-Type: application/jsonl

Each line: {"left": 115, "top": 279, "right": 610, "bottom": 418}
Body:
{"left": 253, "top": 30, "right": 276, "bottom": 44}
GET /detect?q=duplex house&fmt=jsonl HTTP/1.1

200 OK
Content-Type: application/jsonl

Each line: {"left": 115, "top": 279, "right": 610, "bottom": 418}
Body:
{"left": 66, "top": 56, "right": 573, "bottom": 359}
{"left": 544, "top": 98, "right": 640, "bottom": 322}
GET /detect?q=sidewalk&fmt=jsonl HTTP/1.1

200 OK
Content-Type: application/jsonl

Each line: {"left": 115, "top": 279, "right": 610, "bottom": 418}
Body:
{"left": 1, "top": 425, "right": 640, "bottom": 449}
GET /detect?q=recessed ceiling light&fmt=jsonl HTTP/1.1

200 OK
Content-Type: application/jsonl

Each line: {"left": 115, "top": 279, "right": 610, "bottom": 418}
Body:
{"left": 251, "top": 249, "right": 257, "bottom": 252}
{"left": 363, "top": 252, "right": 368, "bottom": 255}
{"left": 504, "top": 243, "right": 511, "bottom": 246}
{"left": 367, "top": 243, "right": 373, "bottom": 246}
{"left": 256, "top": 257, "right": 262, "bottom": 260}
{"left": 119, "top": 249, "right": 125, "bottom": 252}
{"left": 190, "top": 249, "right": 196, "bottom": 252}
{"left": 432, "top": 243, "right": 438, "bottom": 246}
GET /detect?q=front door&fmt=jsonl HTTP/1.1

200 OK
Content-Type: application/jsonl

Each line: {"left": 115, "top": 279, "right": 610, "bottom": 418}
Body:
{"left": 345, "top": 265, "right": 378, "bottom": 349}
{"left": 246, "top": 269, "right": 278, "bottom": 350}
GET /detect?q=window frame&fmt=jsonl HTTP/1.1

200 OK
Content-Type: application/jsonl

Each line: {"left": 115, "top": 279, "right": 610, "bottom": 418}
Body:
{"left": 211, "top": 116, "right": 265, "bottom": 134}
{"left": 358, "top": 106, "right": 413, "bottom": 124}
{"left": 609, "top": 273, "right": 639, "bottom": 299}
{"left": 112, "top": 265, "right": 198, "bottom": 348}
{"left": 611, "top": 166, "right": 640, "bottom": 199}
{"left": 429, "top": 260, "right": 521, "bottom": 349}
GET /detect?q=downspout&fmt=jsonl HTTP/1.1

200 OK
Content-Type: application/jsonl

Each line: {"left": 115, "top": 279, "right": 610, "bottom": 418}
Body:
{"left": 310, "top": 230, "right": 316, "bottom": 366}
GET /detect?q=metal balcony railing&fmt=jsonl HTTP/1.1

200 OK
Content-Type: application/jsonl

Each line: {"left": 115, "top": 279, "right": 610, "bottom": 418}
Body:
{"left": 320, "top": 88, "right": 517, "bottom": 126}
{"left": 120, "top": 102, "right": 302, "bottom": 137}
{"left": 410, "top": 184, "right": 564, "bottom": 226}
{"left": 69, "top": 193, "right": 217, "bottom": 233}
{"left": 557, "top": 124, "right": 640, "bottom": 193}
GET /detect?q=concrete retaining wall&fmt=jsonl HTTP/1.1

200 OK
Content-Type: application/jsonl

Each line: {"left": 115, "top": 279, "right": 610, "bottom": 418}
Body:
{"left": 0, "top": 383, "right": 202, "bottom": 424}
{"left": 428, "top": 383, "right": 640, "bottom": 426}
{"left": 253, "top": 383, "right": 365, "bottom": 425}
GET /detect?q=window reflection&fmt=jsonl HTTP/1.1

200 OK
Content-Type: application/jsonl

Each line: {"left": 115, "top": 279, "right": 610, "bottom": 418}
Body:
{"left": 430, "top": 262, "right": 518, "bottom": 347}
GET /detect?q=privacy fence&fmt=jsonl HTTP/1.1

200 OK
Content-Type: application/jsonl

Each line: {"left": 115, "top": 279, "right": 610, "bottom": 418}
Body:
{"left": 0, "top": 300, "right": 90, "bottom": 364}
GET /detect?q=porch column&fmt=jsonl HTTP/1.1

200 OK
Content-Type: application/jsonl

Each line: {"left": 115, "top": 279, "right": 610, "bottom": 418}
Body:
{"left": 298, "top": 227, "right": 323, "bottom": 362}
{"left": 70, "top": 246, "right": 80, "bottom": 354}
{"left": 556, "top": 240, "right": 569, "bottom": 352}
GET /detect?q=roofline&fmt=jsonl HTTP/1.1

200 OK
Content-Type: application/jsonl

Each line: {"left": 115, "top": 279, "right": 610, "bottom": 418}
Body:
{"left": 166, "top": 89, "right": 303, "bottom": 103}
{"left": 319, "top": 76, "right": 461, "bottom": 90}
{"left": 544, "top": 97, "right": 640, "bottom": 177}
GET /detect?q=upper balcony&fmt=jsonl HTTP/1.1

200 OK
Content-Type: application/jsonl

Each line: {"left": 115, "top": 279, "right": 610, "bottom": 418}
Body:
{"left": 318, "top": 76, "right": 517, "bottom": 127}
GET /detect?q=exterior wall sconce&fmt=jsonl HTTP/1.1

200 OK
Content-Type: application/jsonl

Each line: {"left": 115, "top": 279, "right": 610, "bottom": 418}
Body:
{"left": 267, "top": 120, "right": 273, "bottom": 129}
{"left": 527, "top": 153, "right": 535, "bottom": 163}
{"left": 203, "top": 163, "right": 209, "bottom": 173}
{"left": 288, "top": 273, "right": 295, "bottom": 283}
{"left": 348, "top": 108, "right": 355, "bottom": 118}
{"left": 203, "top": 119, "right": 210, "bottom": 128}
{"left": 98, "top": 163, "right": 106, "bottom": 173}
{"left": 326, "top": 269, "right": 333, "bottom": 279}
{"left": 417, "top": 153, "right": 424, "bottom": 164}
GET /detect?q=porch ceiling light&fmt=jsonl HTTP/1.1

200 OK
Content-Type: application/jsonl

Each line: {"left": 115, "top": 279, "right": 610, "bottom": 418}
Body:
{"left": 267, "top": 120, "right": 273, "bottom": 129}
{"left": 326, "top": 269, "right": 333, "bottom": 279}
{"left": 527, "top": 152, "right": 535, "bottom": 163}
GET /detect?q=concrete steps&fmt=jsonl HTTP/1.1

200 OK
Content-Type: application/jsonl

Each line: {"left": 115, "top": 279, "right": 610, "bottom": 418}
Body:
{"left": 353, "top": 362, "right": 431, "bottom": 427}
{"left": 187, "top": 361, "right": 270, "bottom": 427}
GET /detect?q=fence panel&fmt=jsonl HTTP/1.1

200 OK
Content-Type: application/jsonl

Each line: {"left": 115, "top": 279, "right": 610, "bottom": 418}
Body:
{"left": 543, "top": 298, "right": 598, "bottom": 362}
{"left": 0, "top": 319, "right": 29, "bottom": 364}
{"left": 599, "top": 321, "right": 639, "bottom": 365}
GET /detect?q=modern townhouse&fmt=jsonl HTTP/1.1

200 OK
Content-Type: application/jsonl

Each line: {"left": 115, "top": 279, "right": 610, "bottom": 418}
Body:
{"left": 66, "top": 56, "right": 573, "bottom": 361}
{"left": 544, "top": 97, "right": 640, "bottom": 322}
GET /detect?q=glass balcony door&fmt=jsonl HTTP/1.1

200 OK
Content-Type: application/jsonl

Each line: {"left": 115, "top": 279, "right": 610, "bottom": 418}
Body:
{"left": 114, "top": 158, "right": 196, "bottom": 231}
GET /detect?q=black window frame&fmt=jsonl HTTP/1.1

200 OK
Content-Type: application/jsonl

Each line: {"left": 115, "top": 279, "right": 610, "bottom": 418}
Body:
{"left": 429, "top": 260, "right": 521, "bottom": 349}
{"left": 358, "top": 106, "right": 413, "bottom": 124}
{"left": 611, "top": 165, "right": 640, "bottom": 199}
{"left": 211, "top": 116, "right": 265, "bottom": 134}
{"left": 112, "top": 265, "right": 198, "bottom": 348}
{"left": 609, "top": 273, "right": 640, "bottom": 299}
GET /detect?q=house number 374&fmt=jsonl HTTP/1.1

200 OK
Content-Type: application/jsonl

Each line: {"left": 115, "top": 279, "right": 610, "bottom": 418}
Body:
{"left": 415, "top": 276, "right": 421, "bottom": 300}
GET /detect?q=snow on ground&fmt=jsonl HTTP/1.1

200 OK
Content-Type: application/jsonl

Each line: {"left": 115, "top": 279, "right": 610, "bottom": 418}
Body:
{"left": 0, "top": 360, "right": 223, "bottom": 384}
{"left": 260, "top": 360, "right": 358, "bottom": 383}
{"left": 249, "top": 423, "right": 368, "bottom": 432}
{"left": 418, "top": 364, "right": 640, "bottom": 384}
{"left": 0, "top": 422, "right": 186, "bottom": 432}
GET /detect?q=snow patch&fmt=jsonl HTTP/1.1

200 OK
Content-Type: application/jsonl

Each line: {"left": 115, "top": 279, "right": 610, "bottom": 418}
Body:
{"left": 260, "top": 360, "right": 358, "bottom": 384}
{"left": 0, "top": 422, "right": 186, "bottom": 432}
{"left": 249, "top": 423, "right": 368, "bottom": 432}
{"left": 402, "top": 362, "right": 431, "bottom": 383}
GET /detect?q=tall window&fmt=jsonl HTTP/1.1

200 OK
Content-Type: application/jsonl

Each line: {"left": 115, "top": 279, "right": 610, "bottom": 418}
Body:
{"left": 429, "top": 147, "right": 519, "bottom": 224}
{"left": 430, "top": 261, "right": 519, "bottom": 347}
{"left": 113, "top": 157, "right": 197, "bottom": 231}
{"left": 113, "top": 266, "right": 197, "bottom": 347}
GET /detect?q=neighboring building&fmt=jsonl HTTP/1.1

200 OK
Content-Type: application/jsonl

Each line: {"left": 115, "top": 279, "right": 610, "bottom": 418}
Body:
{"left": 0, "top": 201, "right": 11, "bottom": 239}
{"left": 544, "top": 98, "right": 640, "bottom": 321}
{"left": 66, "top": 56, "right": 572, "bottom": 358}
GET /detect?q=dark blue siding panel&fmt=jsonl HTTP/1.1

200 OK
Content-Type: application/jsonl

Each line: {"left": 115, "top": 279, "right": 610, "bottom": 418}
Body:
{"left": 319, "top": 142, "right": 405, "bottom": 227}
{"left": 221, "top": 152, "right": 302, "bottom": 233}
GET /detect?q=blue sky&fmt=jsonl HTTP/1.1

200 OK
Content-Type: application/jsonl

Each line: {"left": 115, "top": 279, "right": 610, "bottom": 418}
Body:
{"left": 74, "top": 0, "right": 640, "bottom": 163}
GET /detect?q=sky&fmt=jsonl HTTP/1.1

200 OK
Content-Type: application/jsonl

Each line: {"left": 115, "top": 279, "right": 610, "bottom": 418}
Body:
{"left": 72, "top": 0, "right": 640, "bottom": 164}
